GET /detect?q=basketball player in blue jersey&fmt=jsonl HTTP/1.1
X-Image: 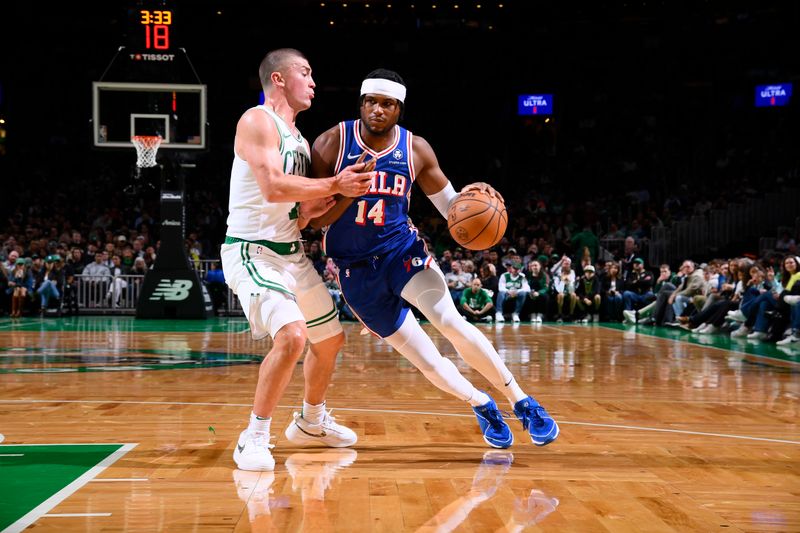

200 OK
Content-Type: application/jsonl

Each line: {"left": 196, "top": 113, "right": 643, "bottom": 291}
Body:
{"left": 221, "top": 48, "right": 375, "bottom": 471}
{"left": 307, "top": 69, "right": 558, "bottom": 448}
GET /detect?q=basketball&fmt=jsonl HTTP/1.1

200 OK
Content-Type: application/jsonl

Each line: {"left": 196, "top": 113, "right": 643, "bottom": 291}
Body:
{"left": 447, "top": 187, "right": 508, "bottom": 250}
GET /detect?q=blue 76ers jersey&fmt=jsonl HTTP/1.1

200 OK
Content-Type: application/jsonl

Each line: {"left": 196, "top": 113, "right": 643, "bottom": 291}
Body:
{"left": 323, "top": 119, "right": 417, "bottom": 263}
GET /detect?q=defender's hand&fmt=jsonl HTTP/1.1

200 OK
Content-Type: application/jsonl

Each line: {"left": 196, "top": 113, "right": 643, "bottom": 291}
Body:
{"left": 335, "top": 152, "right": 375, "bottom": 197}
{"left": 300, "top": 196, "right": 336, "bottom": 220}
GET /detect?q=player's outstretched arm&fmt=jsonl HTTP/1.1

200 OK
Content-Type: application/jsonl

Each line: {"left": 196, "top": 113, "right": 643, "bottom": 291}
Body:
{"left": 238, "top": 110, "right": 373, "bottom": 203}
{"left": 414, "top": 137, "right": 504, "bottom": 216}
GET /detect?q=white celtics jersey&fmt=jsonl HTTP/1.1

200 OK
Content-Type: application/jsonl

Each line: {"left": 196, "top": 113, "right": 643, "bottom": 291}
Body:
{"left": 225, "top": 105, "right": 311, "bottom": 242}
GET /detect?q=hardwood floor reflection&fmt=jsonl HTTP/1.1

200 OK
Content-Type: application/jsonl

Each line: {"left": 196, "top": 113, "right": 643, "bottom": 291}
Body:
{"left": 0, "top": 318, "right": 798, "bottom": 532}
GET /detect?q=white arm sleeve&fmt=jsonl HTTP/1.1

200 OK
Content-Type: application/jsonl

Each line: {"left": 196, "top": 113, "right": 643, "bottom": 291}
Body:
{"left": 427, "top": 182, "right": 458, "bottom": 219}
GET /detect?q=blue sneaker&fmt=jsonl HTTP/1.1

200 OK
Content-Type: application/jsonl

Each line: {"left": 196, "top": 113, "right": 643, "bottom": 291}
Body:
{"left": 513, "top": 397, "right": 559, "bottom": 446}
{"left": 472, "top": 395, "right": 513, "bottom": 449}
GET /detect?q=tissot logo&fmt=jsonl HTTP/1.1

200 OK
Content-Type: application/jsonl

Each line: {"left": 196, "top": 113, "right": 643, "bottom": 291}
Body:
{"left": 161, "top": 193, "right": 183, "bottom": 200}
{"left": 130, "top": 54, "right": 176, "bottom": 62}
{"left": 162, "top": 219, "right": 181, "bottom": 226}
{"left": 149, "top": 280, "right": 193, "bottom": 301}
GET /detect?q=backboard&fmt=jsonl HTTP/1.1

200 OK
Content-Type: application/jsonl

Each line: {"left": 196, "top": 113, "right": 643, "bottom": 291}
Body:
{"left": 92, "top": 82, "right": 206, "bottom": 149}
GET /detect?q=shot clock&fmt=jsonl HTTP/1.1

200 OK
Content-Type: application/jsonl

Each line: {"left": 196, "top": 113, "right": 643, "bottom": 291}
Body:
{"left": 127, "top": 5, "right": 178, "bottom": 61}
{"left": 140, "top": 9, "right": 173, "bottom": 50}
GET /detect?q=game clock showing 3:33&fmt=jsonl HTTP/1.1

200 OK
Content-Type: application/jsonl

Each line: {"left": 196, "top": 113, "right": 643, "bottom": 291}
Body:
{"left": 136, "top": 8, "right": 173, "bottom": 50}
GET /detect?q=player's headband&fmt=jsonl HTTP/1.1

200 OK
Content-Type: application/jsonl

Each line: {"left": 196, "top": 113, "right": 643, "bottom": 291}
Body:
{"left": 360, "top": 78, "right": 406, "bottom": 103}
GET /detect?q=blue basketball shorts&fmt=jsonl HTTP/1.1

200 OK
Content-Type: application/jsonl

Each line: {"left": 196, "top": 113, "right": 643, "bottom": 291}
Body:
{"left": 336, "top": 238, "right": 434, "bottom": 337}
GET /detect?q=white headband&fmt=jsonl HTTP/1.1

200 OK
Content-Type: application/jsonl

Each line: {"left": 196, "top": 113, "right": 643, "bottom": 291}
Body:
{"left": 360, "top": 78, "right": 406, "bottom": 103}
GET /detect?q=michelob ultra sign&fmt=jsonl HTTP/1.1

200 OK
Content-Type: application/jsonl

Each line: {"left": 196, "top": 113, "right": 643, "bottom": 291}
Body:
{"left": 755, "top": 83, "right": 792, "bottom": 107}
{"left": 518, "top": 94, "right": 553, "bottom": 115}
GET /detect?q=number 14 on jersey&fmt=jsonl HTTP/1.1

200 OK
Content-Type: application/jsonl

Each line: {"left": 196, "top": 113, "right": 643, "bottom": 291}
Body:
{"left": 354, "top": 199, "right": 385, "bottom": 226}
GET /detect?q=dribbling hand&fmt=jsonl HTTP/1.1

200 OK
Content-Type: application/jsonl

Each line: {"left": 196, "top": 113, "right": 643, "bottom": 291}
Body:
{"left": 461, "top": 182, "right": 504, "bottom": 203}
{"left": 336, "top": 152, "right": 376, "bottom": 197}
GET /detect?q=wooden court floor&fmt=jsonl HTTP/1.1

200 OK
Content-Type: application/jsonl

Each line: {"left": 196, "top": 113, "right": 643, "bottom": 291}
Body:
{"left": 0, "top": 317, "right": 798, "bottom": 532}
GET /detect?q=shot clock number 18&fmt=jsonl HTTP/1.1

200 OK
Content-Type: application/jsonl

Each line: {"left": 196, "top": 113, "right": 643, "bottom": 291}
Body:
{"left": 140, "top": 10, "right": 172, "bottom": 50}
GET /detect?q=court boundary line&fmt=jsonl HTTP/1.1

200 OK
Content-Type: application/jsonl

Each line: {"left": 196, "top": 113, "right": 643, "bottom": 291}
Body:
{"left": 3, "top": 442, "right": 136, "bottom": 533}
{"left": 597, "top": 324, "right": 800, "bottom": 367}
{"left": 1, "top": 400, "right": 797, "bottom": 446}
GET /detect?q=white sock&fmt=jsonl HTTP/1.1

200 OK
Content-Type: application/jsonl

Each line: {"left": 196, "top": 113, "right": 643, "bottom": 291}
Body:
{"left": 302, "top": 401, "right": 326, "bottom": 424}
{"left": 468, "top": 390, "right": 491, "bottom": 407}
{"left": 499, "top": 377, "right": 528, "bottom": 406}
{"left": 248, "top": 411, "right": 271, "bottom": 433}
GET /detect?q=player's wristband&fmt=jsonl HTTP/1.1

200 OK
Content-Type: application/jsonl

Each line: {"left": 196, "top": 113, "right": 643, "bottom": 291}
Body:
{"left": 427, "top": 182, "right": 457, "bottom": 219}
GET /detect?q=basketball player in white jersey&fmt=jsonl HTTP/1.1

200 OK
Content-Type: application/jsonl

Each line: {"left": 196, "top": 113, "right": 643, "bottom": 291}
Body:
{"left": 221, "top": 48, "right": 375, "bottom": 471}
{"left": 310, "top": 69, "right": 558, "bottom": 449}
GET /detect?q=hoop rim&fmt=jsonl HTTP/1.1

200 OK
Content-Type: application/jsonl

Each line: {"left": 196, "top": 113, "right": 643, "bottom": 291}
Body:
{"left": 131, "top": 135, "right": 163, "bottom": 145}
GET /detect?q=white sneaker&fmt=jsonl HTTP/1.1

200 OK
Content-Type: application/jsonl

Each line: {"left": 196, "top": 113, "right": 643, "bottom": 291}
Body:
{"left": 692, "top": 323, "right": 708, "bottom": 334}
{"left": 747, "top": 331, "right": 767, "bottom": 340}
{"left": 592, "top": 313, "right": 599, "bottom": 323}
{"left": 623, "top": 310, "right": 636, "bottom": 324}
{"left": 234, "top": 429, "right": 275, "bottom": 471}
{"left": 284, "top": 410, "right": 357, "bottom": 448}
{"left": 579, "top": 317, "right": 589, "bottom": 324}
{"left": 776, "top": 333, "right": 800, "bottom": 345}
{"left": 481, "top": 315, "right": 493, "bottom": 322}
{"left": 495, "top": 312, "right": 505, "bottom": 322}
{"left": 286, "top": 449, "right": 358, "bottom": 501}
{"left": 704, "top": 324, "right": 721, "bottom": 334}
{"left": 512, "top": 313, "right": 520, "bottom": 323}
{"left": 727, "top": 309, "right": 746, "bottom": 322}
{"left": 730, "top": 325, "right": 750, "bottom": 338}
{"left": 233, "top": 469, "right": 275, "bottom": 521}
{"left": 784, "top": 295, "right": 800, "bottom": 306}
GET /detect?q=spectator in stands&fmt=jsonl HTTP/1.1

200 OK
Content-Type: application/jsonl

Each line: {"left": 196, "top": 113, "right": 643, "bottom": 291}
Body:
{"left": 551, "top": 255, "right": 576, "bottom": 322}
{"left": 495, "top": 262, "right": 530, "bottom": 323}
{"left": 106, "top": 255, "right": 129, "bottom": 307}
{"left": 205, "top": 261, "right": 227, "bottom": 315}
{"left": 120, "top": 248, "right": 135, "bottom": 274}
{"left": 729, "top": 262, "right": 768, "bottom": 338}
{"left": 131, "top": 257, "right": 149, "bottom": 275}
{"left": 66, "top": 248, "right": 86, "bottom": 276}
{"left": 132, "top": 237, "right": 146, "bottom": 259}
{"left": 525, "top": 260, "right": 550, "bottom": 323}
{"left": 679, "top": 259, "right": 745, "bottom": 334}
{"left": 478, "top": 263, "right": 499, "bottom": 303}
{"left": 619, "top": 236, "right": 638, "bottom": 281}
{"left": 658, "top": 260, "right": 703, "bottom": 325}
{"left": 8, "top": 258, "right": 32, "bottom": 317}
{"left": 574, "top": 264, "right": 601, "bottom": 322}
{"left": 622, "top": 258, "right": 654, "bottom": 311}
{"left": 0, "top": 262, "right": 8, "bottom": 316}
{"left": 601, "top": 261, "right": 624, "bottom": 321}
{"left": 143, "top": 246, "right": 157, "bottom": 268}
{"left": 460, "top": 278, "right": 495, "bottom": 322}
{"left": 522, "top": 243, "right": 539, "bottom": 268}
{"left": 438, "top": 249, "right": 453, "bottom": 274}
{"left": 776, "top": 256, "right": 800, "bottom": 346}
{"left": 37, "top": 255, "right": 65, "bottom": 314}
{"left": 744, "top": 259, "right": 790, "bottom": 341}
{"left": 445, "top": 260, "right": 472, "bottom": 306}
{"left": 3, "top": 250, "right": 19, "bottom": 273}
{"left": 570, "top": 225, "right": 600, "bottom": 265}
{"left": 83, "top": 251, "right": 112, "bottom": 302}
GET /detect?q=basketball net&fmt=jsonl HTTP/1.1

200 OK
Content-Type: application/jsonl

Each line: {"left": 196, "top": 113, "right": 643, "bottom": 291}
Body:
{"left": 132, "top": 135, "right": 162, "bottom": 168}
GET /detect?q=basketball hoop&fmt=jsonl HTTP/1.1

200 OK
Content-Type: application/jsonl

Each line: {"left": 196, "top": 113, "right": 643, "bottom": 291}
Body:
{"left": 132, "top": 135, "right": 162, "bottom": 168}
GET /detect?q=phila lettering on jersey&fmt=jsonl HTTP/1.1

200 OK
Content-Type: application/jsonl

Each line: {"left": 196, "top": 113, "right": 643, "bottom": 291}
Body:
{"left": 323, "top": 119, "right": 417, "bottom": 263}
{"left": 225, "top": 105, "right": 310, "bottom": 243}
